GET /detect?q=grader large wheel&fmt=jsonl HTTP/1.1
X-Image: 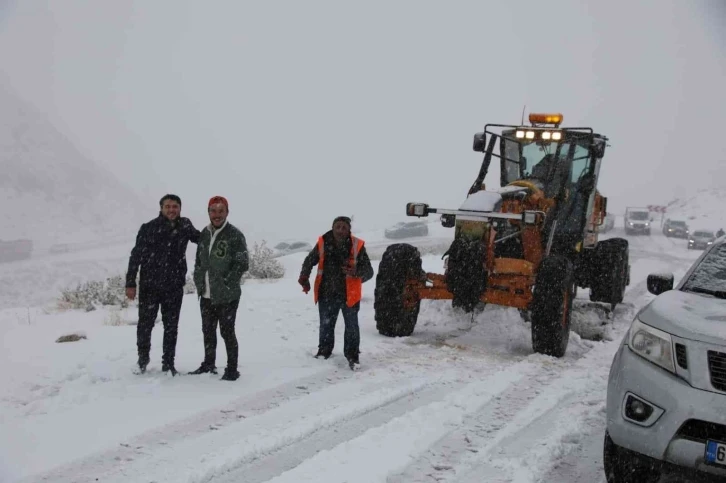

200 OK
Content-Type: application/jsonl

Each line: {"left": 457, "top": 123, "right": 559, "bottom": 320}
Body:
{"left": 445, "top": 237, "right": 487, "bottom": 313}
{"left": 374, "top": 244, "right": 424, "bottom": 337}
{"left": 590, "top": 238, "right": 629, "bottom": 310}
{"left": 531, "top": 254, "right": 574, "bottom": 357}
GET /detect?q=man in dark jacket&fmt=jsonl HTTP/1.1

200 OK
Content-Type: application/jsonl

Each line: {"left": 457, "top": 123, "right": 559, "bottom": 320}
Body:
{"left": 126, "top": 194, "right": 201, "bottom": 375}
{"left": 190, "top": 196, "right": 249, "bottom": 381}
{"left": 298, "top": 216, "right": 374, "bottom": 369}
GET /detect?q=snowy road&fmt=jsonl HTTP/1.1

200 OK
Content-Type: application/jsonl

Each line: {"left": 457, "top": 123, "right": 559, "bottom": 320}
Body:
{"left": 1, "top": 228, "right": 709, "bottom": 483}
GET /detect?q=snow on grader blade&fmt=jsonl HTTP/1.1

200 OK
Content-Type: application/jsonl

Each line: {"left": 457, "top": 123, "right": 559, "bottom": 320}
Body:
{"left": 374, "top": 113, "right": 630, "bottom": 358}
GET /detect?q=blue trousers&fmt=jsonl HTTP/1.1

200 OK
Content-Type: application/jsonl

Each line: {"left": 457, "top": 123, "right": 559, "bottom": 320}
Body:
{"left": 318, "top": 298, "right": 360, "bottom": 360}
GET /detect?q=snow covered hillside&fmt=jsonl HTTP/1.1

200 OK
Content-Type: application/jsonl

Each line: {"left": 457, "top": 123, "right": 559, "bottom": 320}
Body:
{"left": 0, "top": 82, "right": 146, "bottom": 247}
{"left": 664, "top": 188, "right": 726, "bottom": 233}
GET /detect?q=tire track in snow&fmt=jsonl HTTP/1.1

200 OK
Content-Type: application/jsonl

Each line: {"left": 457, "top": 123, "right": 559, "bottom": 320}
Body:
{"left": 120, "top": 342, "right": 519, "bottom": 483}
{"left": 446, "top": 254, "right": 698, "bottom": 483}
{"left": 251, "top": 359, "right": 542, "bottom": 483}
{"left": 446, "top": 340, "right": 617, "bottom": 483}
{"left": 386, "top": 345, "right": 611, "bottom": 483}
{"left": 388, "top": 266, "right": 651, "bottom": 483}
{"left": 427, "top": 254, "right": 695, "bottom": 483}
{"left": 21, "top": 365, "right": 449, "bottom": 483}
{"left": 212, "top": 379, "right": 464, "bottom": 483}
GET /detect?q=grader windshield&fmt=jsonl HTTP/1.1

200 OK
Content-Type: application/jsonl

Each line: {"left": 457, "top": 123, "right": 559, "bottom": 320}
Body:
{"left": 500, "top": 130, "right": 596, "bottom": 196}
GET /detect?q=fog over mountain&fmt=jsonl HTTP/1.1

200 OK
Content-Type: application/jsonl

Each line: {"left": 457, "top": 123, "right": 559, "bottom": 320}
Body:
{"left": 0, "top": 80, "right": 146, "bottom": 246}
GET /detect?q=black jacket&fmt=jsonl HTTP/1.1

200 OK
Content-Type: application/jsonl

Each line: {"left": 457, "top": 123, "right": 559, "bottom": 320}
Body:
{"left": 300, "top": 231, "right": 374, "bottom": 301}
{"left": 126, "top": 214, "right": 201, "bottom": 292}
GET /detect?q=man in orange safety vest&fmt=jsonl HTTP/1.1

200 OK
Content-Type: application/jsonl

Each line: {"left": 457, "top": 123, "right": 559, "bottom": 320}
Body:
{"left": 298, "top": 216, "right": 374, "bottom": 369}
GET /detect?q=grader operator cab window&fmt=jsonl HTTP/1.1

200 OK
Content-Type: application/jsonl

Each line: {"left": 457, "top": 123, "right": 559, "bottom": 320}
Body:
{"left": 520, "top": 142, "right": 563, "bottom": 180}
{"left": 503, "top": 138, "right": 591, "bottom": 185}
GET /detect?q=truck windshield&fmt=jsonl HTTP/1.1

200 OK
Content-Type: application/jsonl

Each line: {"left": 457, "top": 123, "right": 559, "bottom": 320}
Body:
{"left": 683, "top": 244, "right": 726, "bottom": 294}
{"left": 629, "top": 212, "right": 649, "bottom": 221}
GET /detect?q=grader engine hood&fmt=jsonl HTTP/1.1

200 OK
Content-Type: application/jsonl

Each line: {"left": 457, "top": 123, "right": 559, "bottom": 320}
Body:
{"left": 459, "top": 185, "right": 530, "bottom": 213}
{"left": 460, "top": 190, "right": 503, "bottom": 212}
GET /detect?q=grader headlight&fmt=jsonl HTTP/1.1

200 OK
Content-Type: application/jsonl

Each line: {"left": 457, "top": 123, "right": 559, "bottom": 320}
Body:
{"left": 514, "top": 129, "right": 563, "bottom": 141}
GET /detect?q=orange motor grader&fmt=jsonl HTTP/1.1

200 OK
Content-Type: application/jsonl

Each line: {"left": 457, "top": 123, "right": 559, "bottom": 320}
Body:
{"left": 373, "top": 113, "right": 630, "bottom": 357}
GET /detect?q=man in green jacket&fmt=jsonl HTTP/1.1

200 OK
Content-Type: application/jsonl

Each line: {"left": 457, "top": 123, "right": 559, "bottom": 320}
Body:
{"left": 189, "top": 196, "right": 249, "bottom": 381}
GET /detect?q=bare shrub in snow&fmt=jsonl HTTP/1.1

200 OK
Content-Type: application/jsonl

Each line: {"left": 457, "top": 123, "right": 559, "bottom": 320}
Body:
{"left": 58, "top": 277, "right": 124, "bottom": 312}
{"left": 248, "top": 241, "right": 285, "bottom": 279}
{"left": 59, "top": 274, "right": 196, "bottom": 311}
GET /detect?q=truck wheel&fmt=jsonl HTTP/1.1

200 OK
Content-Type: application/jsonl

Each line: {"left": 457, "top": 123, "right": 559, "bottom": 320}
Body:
{"left": 446, "top": 237, "right": 487, "bottom": 313}
{"left": 590, "top": 238, "right": 629, "bottom": 308}
{"left": 374, "top": 244, "right": 424, "bottom": 337}
{"left": 531, "top": 255, "right": 573, "bottom": 357}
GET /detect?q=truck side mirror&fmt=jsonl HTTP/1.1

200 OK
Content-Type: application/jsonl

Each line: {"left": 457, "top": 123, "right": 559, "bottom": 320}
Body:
{"left": 647, "top": 273, "right": 674, "bottom": 295}
{"left": 473, "top": 132, "right": 486, "bottom": 152}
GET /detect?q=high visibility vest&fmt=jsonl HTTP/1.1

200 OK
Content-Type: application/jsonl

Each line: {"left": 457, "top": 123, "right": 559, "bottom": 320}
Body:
{"left": 313, "top": 235, "right": 365, "bottom": 307}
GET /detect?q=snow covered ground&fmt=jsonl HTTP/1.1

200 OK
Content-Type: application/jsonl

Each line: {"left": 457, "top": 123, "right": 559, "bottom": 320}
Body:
{"left": 0, "top": 221, "right": 708, "bottom": 483}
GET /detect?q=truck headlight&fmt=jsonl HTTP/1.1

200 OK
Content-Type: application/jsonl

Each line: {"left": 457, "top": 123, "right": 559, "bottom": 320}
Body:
{"left": 628, "top": 319, "right": 675, "bottom": 373}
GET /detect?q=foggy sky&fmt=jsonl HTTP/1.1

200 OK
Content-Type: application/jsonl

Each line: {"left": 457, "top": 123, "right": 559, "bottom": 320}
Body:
{"left": 0, "top": 0, "right": 724, "bottom": 243}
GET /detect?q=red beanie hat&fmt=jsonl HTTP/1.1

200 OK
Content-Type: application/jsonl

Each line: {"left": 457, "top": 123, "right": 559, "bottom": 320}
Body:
{"left": 208, "top": 196, "right": 228, "bottom": 209}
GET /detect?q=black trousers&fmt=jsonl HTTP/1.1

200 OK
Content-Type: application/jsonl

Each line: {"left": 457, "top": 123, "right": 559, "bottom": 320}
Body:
{"left": 137, "top": 288, "right": 184, "bottom": 365}
{"left": 318, "top": 297, "right": 360, "bottom": 361}
{"left": 199, "top": 297, "right": 240, "bottom": 370}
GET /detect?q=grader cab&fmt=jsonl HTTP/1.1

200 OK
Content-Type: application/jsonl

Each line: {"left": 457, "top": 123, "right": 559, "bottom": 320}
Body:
{"left": 374, "top": 113, "right": 630, "bottom": 357}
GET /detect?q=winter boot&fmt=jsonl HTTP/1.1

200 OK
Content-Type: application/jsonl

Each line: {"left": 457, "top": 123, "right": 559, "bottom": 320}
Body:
{"left": 162, "top": 362, "right": 178, "bottom": 376}
{"left": 137, "top": 355, "right": 150, "bottom": 374}
{"left": 346, "top": 353, "right": 360, "bottom": 371}
{"left": 221, "top": 368, "right": 240, "bottom": 381}
{"left": 188, "top": 363, "right": 218, "bottom": 375}
{"left": 315, "top": 349, "right": 332, "bottom": 360}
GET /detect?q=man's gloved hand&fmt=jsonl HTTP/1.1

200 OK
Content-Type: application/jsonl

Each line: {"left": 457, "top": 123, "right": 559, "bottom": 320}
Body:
{"left": 298, "top": 275, "right": 311, "bottom": 294}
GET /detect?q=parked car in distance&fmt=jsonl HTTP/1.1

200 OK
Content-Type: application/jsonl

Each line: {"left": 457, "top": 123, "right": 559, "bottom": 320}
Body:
{"left": 662, "top": 219, "right": 689, "bottom": 239}
{"left": 0, "top": 239, "right": 33, "bottom": 263}
{"left": 272, "top": 241, "right": 313, "bottom": 258}
{"left": 688, "top": 230, "right": 716, "bottom": 250}
{"left": 600, "top": 212, "right": 615, "bottom": 233}
{"left": 604, "top": 237, "right": 726, "bottom": 481}
{"left": 384, "top": 221, "right": 429, "bottom": 239}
